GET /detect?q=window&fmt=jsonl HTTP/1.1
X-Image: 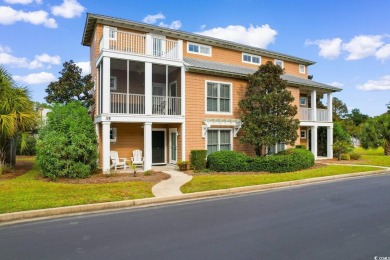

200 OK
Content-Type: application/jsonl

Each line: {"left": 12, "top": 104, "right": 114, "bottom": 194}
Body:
{"left": 300, "top": 130, "right": 306, "bottom": 139}
{"left": 268, "top": 143, "right": 286, "bottom": 155}
{"left": 206, "top": 81, "right": 231, "bottom": 113}
{"left": 300, "top": 97, "right": 307, "bottom": 107}
{"left": 242, "top": 53, "right": 261, "bottom": 64}
{"left": 274, "top": 59, "right": 284, "bottom": 68}
{"left": 299, "top": 64, "right": 306, "bottom": 74}
{"left": 207, "top": 129, "right": 232, "bottom": 155}
{"left": 110, "top": 128, "right": 117, "bottom": 142}
{"left": 187, "top": 42, "right": 212, "bottom": 56}
{"left": 109, "top": 27, "right": 117, "bottom": 40}
{"left": 110, "top": 76, "right": 117, "bottom": 90}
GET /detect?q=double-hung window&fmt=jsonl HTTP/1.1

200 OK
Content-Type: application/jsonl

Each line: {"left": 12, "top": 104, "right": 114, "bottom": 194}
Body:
{"left": 207, "top": 129, "right": 232, "bottom": 155}
{"left": 187, "top": 42, "right": 211, "bottom": 56}
{"left": 206, "top": 81, "right": 231, "bottom": 113}
{"left": 242, "top": 53, "right": 261, "bottom": 64}
{"left": 274, "top": 59, "right": 284, "bottom": 68}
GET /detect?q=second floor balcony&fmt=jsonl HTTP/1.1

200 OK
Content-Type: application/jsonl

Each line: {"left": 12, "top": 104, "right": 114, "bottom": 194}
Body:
{"left": 300, "top": 107, "right": 331, "bottom": 122}
{"left": 99, "top": 26, "right": 183, "bottom": 61}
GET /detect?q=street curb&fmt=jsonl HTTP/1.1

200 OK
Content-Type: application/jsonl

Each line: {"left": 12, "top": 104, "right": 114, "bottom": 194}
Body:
{"left": 1, "top": 169, "right": 388, "bottom": 225}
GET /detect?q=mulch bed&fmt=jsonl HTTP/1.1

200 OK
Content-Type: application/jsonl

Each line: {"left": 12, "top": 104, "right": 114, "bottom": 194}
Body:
{"left": 0, "top": 160, "right": 34, "bottom": 181}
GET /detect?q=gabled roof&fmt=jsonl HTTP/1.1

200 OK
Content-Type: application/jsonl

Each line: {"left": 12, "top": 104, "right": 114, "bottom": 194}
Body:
{"left": 82, "top": 13, "right": 315, "bottom": 66}
{"left": 184, "top": 57, "right": 342, "bottom": 92}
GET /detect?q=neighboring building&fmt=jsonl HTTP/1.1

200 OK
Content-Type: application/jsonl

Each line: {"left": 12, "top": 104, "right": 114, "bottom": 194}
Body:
{"left": 81, "top": 13, "right": 341, "bottom": 172}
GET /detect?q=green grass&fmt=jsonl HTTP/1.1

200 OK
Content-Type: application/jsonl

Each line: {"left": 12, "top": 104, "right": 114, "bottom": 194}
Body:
{"left": 181, "top": 165, "right": 381, "bottom": 193}
{"left": 353, "top": 147, "right": 390, "bottom": 167}
{"left": 0, "top": 162, "right": 155, "bottom": 214}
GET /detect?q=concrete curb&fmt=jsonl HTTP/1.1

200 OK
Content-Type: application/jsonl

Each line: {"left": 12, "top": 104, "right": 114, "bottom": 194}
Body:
{"left": 1, "top": 169, "right": 388, "bottom": 225}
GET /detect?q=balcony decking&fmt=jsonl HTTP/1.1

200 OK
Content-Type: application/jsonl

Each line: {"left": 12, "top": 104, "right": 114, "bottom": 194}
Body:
{"left": 300, "top": 107, "right": 331, "bottom": 122}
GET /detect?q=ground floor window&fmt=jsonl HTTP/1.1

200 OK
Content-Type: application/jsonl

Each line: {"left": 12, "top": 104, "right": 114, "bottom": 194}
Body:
{"left": 207, "top": 129, "right": 232, "bottom": 155}
{"left": 110, "top": 128, "right": 117, "bottom": 142}
{"left": 268, "top": 142, "right": 285, "bottom": 155}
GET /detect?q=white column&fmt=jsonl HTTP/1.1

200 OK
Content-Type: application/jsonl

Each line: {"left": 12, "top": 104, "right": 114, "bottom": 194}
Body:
{"left": 102, "top": 121, "right": 111, "bottom": 173}
{"left": 311, "top": 125, "right": 318, "bottom": 160}
{"left": 177, "top": 40, "right": 183, "bottom": 60}
{"left": 181, "top": 122, "right": 186, "bottom": 161}
{"left": 102, "top": 57, "right": 111, "bottom": 114}
{"left": 145, "top": 62, "right": 152, "bottom": 115}
{"left": 143, "top": 122, "right": 152, "bottom": 171}
{"left": 327, "top": 92, "right": 333, "bottom": 122}
{"left": 181, "top": 66, "right": 185, "bottom": 116}
{"left": 103, "top": 26, "right": 110, "bottom": 50}
{"left": 327, "top": 126, "right": 333, "bottom": 159}
{"left": 145, "top": 34, "right": 152, "bottom": 56}
{"left": 311, "top": 89, "right": 317, "bottom": 122}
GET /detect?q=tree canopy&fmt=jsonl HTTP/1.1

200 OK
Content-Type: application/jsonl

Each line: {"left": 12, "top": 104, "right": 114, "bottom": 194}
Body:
{"left": 360, "top": 113, "right": 390, "bottom": 156}
{"left": 239, "top": 61, "right": 299, "bottom": 156}
{"left": 332, "top": 97, "right": 348, "bottom": 121}
{"left": 45, "top": 60, "right": 94, "bottom": 109}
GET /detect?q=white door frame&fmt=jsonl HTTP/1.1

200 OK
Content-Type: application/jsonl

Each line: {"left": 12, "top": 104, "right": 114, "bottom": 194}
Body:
{"left": 169, "top": 128, "right": 178, "bottom": 164}
{"left": 152, "top": 128, "right": 167, "bottom": 165}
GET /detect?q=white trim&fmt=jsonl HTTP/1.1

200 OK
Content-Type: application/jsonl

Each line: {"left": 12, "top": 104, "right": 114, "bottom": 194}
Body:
{"left": 300, "top": 129, "right": 306, "bottom": 139}
{"left": 152, "top": 128, "right": 167, "bottom": 165}
{"left": 205, "top": 80, "right": 233, "bottom": 115}
{"left": 94, "top": 114, "right": 185, "bottom": 124}
{"left": 299, "top": 64, "right": 306, "bottom": 74}
{"left": 169, "top": 128, "right": 178, "bottom": 164}
{"left": 205, "top": 128, "right": 233, "bottom": 154}
{"left": 242, "top": 53, "right": 261, "bottom": 65}
{"left": 110, "top": 76, "right": 117, "bottom": 90}
{"left": 274, "top": 59, "right": 284, "bottom": 68}
{"left": 300, "top": 96, "right": 307, "bottom": 107}
{"left": 108, "top": 27, "right": 117, "bottom": 40}
{"left": 187, "top": 42, "right": 212, "bottom": 56}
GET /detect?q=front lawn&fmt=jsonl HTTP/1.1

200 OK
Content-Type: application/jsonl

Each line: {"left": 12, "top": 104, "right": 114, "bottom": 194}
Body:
{"left": 353, "top": 147, "right": 390, "bottom": 167}
{"left": 181, "top": 165, "right": 381, "bottom": 193}
{"left": 0, "top": 159, "right": 157, "bottom": 214}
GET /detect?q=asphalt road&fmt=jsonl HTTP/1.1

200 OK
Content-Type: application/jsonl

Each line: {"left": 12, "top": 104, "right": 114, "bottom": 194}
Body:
{"left": 1, "top": 174, "right": 390, "bottom": 260}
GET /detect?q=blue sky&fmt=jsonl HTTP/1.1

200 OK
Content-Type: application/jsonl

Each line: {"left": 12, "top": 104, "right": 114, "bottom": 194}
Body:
{"left": 0, "top": 0, "right": 389, "bottom": 116}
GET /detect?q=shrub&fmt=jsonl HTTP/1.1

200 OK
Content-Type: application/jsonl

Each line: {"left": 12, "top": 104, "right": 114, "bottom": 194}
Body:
{"left": 340, "top": 153, "right": 350, "bottom": 160}
{"left": 190, "top": 150, "right": 207, "bottom": 170}
{"left": 36, "top": 102, "right": 98, "bottom": 180}
{"left": 295, "top": 145, "right": 307, "bottom": 149}
{"left": 207, "top": 151, "right": 250, "bottom": 172}
{"left": 349, "top": 152, "right": 361, "bottom": 160}
{"left": 144, "top": 170, "right": 153, "bottom": 176}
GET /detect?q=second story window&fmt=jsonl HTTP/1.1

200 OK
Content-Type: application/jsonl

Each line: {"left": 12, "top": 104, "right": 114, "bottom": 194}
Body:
{"left": 188, "top": 42, "right": 212, "bottom": 56}
{"left": 274, "top": 59, "right": 284, "bottom": 68}
{"left": 242, "top": 53, "right": 261, "bottom": 64}
{"left": 206, "top": 81, "right": 231, "bottom": 113}
{"left": 299, "top": 64, "right": 306, "bottom": 74}
{"left": 300, "top": 97, "right": 307, "bottom": 107}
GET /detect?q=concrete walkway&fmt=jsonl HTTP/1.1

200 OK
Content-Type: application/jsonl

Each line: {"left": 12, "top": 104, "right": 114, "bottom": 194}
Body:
{"left": 152, "top": 168, "right": 193, "bottom": 197}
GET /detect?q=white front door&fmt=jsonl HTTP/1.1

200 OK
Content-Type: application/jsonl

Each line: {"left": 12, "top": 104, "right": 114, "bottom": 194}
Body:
{"left": 169, "top": 128, "right": 178, "bottom": 164}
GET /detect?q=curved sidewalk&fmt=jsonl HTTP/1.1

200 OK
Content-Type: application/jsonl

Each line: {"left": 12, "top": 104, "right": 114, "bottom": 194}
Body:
{"left": 152, "top": 169, "right": 193, "bottom": 197}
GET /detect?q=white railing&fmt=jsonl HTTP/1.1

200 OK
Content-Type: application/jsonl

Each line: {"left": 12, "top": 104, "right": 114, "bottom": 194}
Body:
{"left": 152, "top": 96, "right": 165, "bottom": 115}
{"left": 111, "top": 93, "right": 127, "bottom": 114}
{"left": 152, "top": 96, "right": 181, "bottom": 115}
{"left": 128, "top": 94, "right": 145, "bottom": 114}
{"left": 300, "top": 107, "right": 330, "bottom": 122}
{"left": 167, "top": 96, "right": 181, "bottom": 115}
{"left": 317, "top": 109, "right": 329, "bottom": 122}
{"left": 100, "top": 28, "right": 181, "bottom": 60}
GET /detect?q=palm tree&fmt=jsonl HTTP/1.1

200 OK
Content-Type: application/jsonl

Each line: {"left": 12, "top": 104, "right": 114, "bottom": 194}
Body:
{"left": 0, "top": 66, "right": 38, "bottom": 166}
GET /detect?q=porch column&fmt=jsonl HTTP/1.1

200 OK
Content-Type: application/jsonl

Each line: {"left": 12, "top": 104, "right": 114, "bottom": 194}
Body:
{"left": 145, "top": 62, "right": 152, "bottom": 115}
{"left": 144, "top": 122, "right": 152, "bottom": 171}
{"left": 311, "top": 125, "right": 318, "bottom": 160}
{"left": 103, "top": 26, "right": 109, "bottom": 50}
{"left": 102, "top": 57, "right": 111, "bottom": 114}
{"left": 311, "top": 90, "right": 317, "bottom": 121}
{"left": 181, "top": 66, "right": 185, "bottom": 116}
{"left": 145, "top": 34, "right": 153, "bottom": 56}
{"left": 327, "top": 126, "right": 333, "bottom": 159}
{"left": 181, "top": 122, "right": 186, "bottom": 161}
{"left": 102, "top": 121, "right": 111, "bottom": 173}
{"left": 327, "top": 92, "right": 333, "bottom": 122}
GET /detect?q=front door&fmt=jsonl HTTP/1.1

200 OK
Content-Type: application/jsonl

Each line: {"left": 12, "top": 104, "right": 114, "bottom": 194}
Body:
{"left": 152, "top": 131, "right": 165, "bottom": 164}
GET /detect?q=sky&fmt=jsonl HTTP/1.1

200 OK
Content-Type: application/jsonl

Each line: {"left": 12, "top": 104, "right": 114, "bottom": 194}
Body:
{"left": 0, "top": 0, "right": 389, "bottom": 116}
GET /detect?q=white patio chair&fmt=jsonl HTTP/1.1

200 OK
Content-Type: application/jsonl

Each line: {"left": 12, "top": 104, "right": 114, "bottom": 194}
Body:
{"left": 131, "top": 149, "right": 144, "bottom": 168}
{"left": 110, "top": 151, "right": 128, "bottom": 170}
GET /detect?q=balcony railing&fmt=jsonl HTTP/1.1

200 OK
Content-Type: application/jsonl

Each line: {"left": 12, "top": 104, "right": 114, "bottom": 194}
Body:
{"left": 110, "top": 93, "right": 181, "bottom": 115}
{"left": 300, "top": 107, "right": 330, "bottom": 122}
{"left": 99, "top": 28, "right": 182, "bottom": 61}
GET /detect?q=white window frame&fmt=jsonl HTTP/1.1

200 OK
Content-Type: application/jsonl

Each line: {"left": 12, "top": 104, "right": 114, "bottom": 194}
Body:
{"left": 274, "top": 59, "right": 284, "bottom": 68}
{"left": 300, "top": 130, "right": 307, "bottom": 139}
{"left": 300, "top": 97, "right": 307, "bottom": 107}
{"left": 110, "top": 127, "right": 117, "bottom": 142}
{"left": 205, "top": 80, "right": 233, "bottom": 115}
{"left": 299, "top": 64, "right": 306, "bottom": 74}
{"left": 109, "top": 27, "right": 117, "bottom": 40}
{"left": 205, "top": 128, "right": 233, "bottom": 155}
{"left": 187, "top": 42, "right": 212, "bottom": 56}
{"left": 268, "top": 142, "right": 286, "bottom": 155}
{"left": 110, "top": 76, "right": 117, "bottom": 91}
{"left": 242, "top": 53, "right": 261, "bottom": 65}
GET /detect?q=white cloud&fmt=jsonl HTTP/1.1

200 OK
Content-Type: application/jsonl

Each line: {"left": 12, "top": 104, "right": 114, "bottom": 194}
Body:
{"left": 0, "top": 45, "right": 11, "bottom": 53}
{"left": 0, "top": 49, "right": 61, "bottom": 69}
{"left": 0, "top": 6, "right": 57, "bottom": 28}
{"left": 376, "top": 44, "right": 390, "bottom": 60}
{"left": 142, "top": 13, "right": 165, "bottom": 24}
{"left": 357, "top": 75, "right": 390, "bottom": 91}
{"left": 51, "top": 0, "right": 85, "bottom": 18}
{"left": 159, "top": 20, "right": 181, "bottom": 30}
{"left": 305, "top": 38, "right": 342, "bottom": 59}
{"left": 196, "top": 24, "right": 277, "bottom": 49}
{"left": 328, "top": 82, "right": 344, "bottom": 88}
{"left": 75, "top": 61, "right": 90, "bottom": 75}
{"left": 13, "top": 72, "right": 56, "bottom": 85}
{"left": 35, "top": 53, "right": 61, "bottom": 65}
{"left": 4, "top": 0, "right": 42, "bottom": 4}
{"left": 343, "top": 35, "right": 384, "bottom": 60}
{"left": 200, "top": 24, "right": 206, "bottom": 31}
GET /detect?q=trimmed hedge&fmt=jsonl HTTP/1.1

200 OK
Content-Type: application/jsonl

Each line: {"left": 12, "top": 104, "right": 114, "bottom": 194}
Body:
{"left": 190, "top": 150, "right": 207, "bottom": 170}
{"left": 208, "top": 148, "right": 314, "bottom": 173}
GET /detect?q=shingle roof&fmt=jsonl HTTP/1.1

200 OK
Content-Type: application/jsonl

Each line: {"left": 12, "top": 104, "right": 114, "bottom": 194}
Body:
{"left": 184, "top": 57, "right": 342, "bottom": 92}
